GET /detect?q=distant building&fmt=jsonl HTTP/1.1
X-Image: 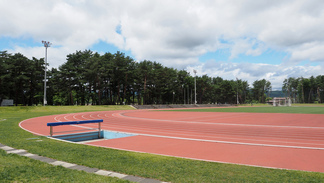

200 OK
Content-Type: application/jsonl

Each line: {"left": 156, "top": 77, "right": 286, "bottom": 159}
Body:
{"left": 1, "top": 99, "right": 14, "bottom": 106}
{"left": 268, "top": 97, "right": 291, "bottom": 106}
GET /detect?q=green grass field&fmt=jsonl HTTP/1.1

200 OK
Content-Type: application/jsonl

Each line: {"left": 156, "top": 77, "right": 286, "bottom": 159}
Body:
{"left": 1, "top": 105, "right": 324, "bottom": 182}
{"left": 173, "top": 105, "right": 324, "bottom": 114}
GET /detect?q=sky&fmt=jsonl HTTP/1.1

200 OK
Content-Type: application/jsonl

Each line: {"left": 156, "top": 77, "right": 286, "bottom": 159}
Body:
{"left": 1, "top": 0, "right": 324, "bottom": 90}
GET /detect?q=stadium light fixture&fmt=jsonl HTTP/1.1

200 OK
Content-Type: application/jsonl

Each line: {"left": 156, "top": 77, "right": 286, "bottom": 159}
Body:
{"left": 42, "top": 40, "right": 51, "bottom": 106}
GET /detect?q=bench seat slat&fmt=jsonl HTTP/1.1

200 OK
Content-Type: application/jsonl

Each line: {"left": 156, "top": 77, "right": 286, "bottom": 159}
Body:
{"left": 47, "top": 119, "right": 103, "bottom": 126}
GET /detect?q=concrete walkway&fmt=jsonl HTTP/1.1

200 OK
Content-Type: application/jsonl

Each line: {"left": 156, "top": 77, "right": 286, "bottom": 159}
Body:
{"left": 0, "top": 143, "right": 167, "bottom": 183}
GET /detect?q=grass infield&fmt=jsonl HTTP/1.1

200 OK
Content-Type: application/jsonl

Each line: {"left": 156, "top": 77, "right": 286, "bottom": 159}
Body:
{"left": 172, "top": 104, "right": 324, "bottom": 114}
{"left": 0, "top": 105, "right": 324, "bottom": 182}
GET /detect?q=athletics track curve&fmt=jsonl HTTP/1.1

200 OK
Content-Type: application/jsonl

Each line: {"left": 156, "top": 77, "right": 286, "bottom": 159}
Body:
{"left": 19, "top": 109, "right": 324, "bottom": 173}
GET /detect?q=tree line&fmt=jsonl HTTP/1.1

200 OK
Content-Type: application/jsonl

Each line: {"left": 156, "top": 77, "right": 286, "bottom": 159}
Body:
{"left": 282, "top": 76, "right": 324, "bottom": 104}
{"left": 1, "top": 50, "right": 323, "bottom": 106}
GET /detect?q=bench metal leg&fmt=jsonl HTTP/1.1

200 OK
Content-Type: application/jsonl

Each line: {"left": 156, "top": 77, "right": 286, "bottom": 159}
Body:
{"left": 98, "top": 122, "right": 101, "bottom": 138}
{"left": 50, "top": 126, "right": 53, "bottom": 137}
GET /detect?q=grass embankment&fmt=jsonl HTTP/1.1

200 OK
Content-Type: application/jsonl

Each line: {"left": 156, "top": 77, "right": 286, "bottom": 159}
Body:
{"left": 1, "top": 105, "right": 324, "bottom": 182}
{"left": 0, "top": 149, "right": 126, "bottom": 182}
{"left": 0, "top": 106, "right": 131, "bottom": 182}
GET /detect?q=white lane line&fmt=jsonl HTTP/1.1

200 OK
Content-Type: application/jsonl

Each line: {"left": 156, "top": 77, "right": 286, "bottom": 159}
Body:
{"left": 72, "top": 114, "right": 81, "bottom": 120}
{"left": 63, "top": 114, "right": 72, "bottom": 121}
{"left": 54, "top": 114, "right": 66, "bottom": 122}
{"left": 89, "top": 113, "right": 97, "bottom": 119}
{"left": 146, "top": 135, "right": 324, "bottom": 150}
{"left": 81, "top": 114, "right": 92, "bottom": 120}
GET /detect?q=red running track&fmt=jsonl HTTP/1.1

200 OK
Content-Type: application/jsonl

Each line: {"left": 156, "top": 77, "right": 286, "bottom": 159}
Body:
{"left": 19, "top": 109, "right": 324, "bottom": 173}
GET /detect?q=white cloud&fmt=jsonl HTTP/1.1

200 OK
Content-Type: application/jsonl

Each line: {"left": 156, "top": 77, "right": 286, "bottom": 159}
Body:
{"left": 189, "top": 60, "right": 324, "bottom": 90}
{"left": 1, "top": 0, "right": 324, "bottom": 86}
{"left": 289, "top": 42, "right": 324, "bottom": 63}
{"left": 229, "top": 38, "right": 267, "bottom": 59}
{"left": 7, "top": 46, "right": 71, "bottom": 68}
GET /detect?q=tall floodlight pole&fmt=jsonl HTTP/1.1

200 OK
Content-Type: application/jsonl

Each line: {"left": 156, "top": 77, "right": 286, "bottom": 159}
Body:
{"left": 193, "top": 69, "right": 197, "bottom": 104}
{"left": 42, "top": 41, "right": 51, "bottom": 106}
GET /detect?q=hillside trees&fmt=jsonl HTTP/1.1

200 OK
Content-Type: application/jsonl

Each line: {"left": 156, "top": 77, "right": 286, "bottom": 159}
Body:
{"left": 48, "top": 49, "right": 258, "bottom": 105}
{"left": 0, "top": 49, "right": 270, "bottom": 106}
{"left": 7, "top": 50, "right": 324, "bottom": 105}
{"left": 283, "top": 76, "right": 324, "bottom": 103}
{"left": 0, "top": 51, "right": 45, "bottom": 106}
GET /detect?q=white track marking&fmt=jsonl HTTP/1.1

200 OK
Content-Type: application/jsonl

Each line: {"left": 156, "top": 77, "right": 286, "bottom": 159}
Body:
{"left": 90, "top": 113, "right": 97, "bottom": 119}
{"left": 72, "top": 114, "right": 79, "bottom": 120}
{"left": 144, "top": 134, "right": 324, "bottom": 150}
{"left": 70, "top": 125, "right": 98, "bottom": 130}
{"left": 81, "top": 114, "right": 92, "bottom": 120}
{"left": 54, "top": 114, "right": 67, "bottom": 122}
{"left": 63, "top": 114, "right": 72, "bottom": 121}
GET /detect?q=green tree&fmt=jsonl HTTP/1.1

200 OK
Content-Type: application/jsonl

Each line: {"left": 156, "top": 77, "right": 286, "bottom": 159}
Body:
{"left": 10, "top": 53, "right": 31, "bottom": 105}
{"left": 252, "top": 79, "right": 271, "bottom": 103}
{"left": 315, "top": 75, "right": 324, "bottom": 103}
{"left": 58, "top": 50, "right": 92, "bottom": 105}
{"left": 27, "top": 57, "right": 45, "bottom": 105}
{"left": 136, "top": 60, "right": 153, "bottom": 105}
{"left": 0, "top": 51, "right": 11, "bottom": 103}
{"left": 282, "top": 77, "right": 299, "bottom": 103}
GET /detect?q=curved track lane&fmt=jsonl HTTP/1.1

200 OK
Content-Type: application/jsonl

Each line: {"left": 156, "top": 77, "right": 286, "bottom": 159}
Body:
{"left": 19, "top": 109, "right": 324, "bottom": 173}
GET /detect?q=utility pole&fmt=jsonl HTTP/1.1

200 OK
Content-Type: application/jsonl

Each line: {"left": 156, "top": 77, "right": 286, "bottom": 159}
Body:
{"left": 183, "top": 85, "right": 185, "bottom": 104}
{"left": 187, "top": 86, "right": 189, "bottom": 105}
{"left": 194, "top": 70, "right": 197, "bottom": 104}
{"left": 42, "top": 41, "right": 51, "bottom": 106}
{"left": 236, "top": 77, "right": 239, "bottom": 105}
{"left": 173, "top": 92, "right": 175, "bottom": 104}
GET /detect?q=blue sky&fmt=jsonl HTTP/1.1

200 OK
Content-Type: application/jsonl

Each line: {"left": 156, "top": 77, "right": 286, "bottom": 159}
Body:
{"left": 0, "top": 36, "right": 40, "bottom": 50}
{"left": 0, "top": 37, "right": 286, "bottom": 65}
{"left": 1, "top": 0, "right": 324, "bottom": 90}
{"left": 199, "top": 49, "right": 287, "bottom": 65}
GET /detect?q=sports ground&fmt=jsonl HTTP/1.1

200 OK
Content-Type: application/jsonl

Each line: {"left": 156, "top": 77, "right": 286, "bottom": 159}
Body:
{"left": 19, "top": 107, "right": 324, "bottom": 173}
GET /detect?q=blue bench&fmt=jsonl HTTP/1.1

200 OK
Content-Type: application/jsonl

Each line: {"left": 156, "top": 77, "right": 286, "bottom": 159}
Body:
{"left": 47, "top": 119, "right": 103, "bottom": 137}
